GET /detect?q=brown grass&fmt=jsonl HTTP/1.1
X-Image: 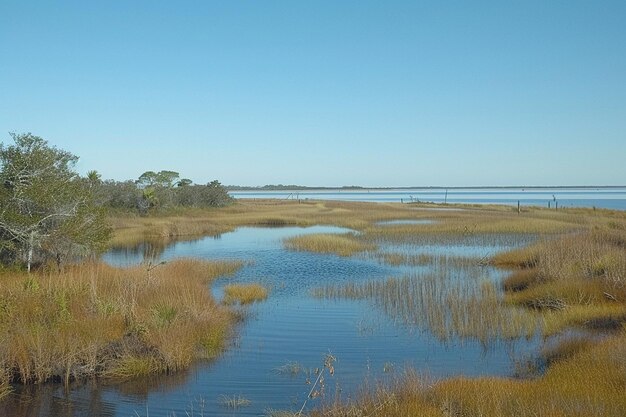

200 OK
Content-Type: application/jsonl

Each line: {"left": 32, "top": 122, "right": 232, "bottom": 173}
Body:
{"left": 311, "top": 205, "right": 626, "bottom": 417}
{"left": 32, "top": 199, "right": 625, "bottom": 412}
{"left": 313, "top": 269, "right": 538, "bottom": 344}
{"left": 318, "top": 330, "right": 626, "bottom": 417}
{"left": 223, "top": 283, "right": 269, "bottom": 305}
{"left": 495, "top": 229, "right": 626, "bottom": 335}
{"left": 110, "top": 199, "right": 613, "bottom": 250}
{"left": 0, "top": 259, "right": 241, "bottom": 386}
{"left": 284, "top": 233, "right": 375, "bottom": 257}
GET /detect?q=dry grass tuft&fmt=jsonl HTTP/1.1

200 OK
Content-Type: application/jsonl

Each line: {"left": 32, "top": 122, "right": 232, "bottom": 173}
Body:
{"left": 223, "top": 283, "right": 269, "bottom": 305}
{"left": 284, "top": 233, "right": 375, "bottom": 257}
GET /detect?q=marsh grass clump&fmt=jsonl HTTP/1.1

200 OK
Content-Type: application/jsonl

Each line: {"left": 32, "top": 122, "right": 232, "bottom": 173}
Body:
{"left": 273, "top": 361, "right": 305, "bottom": 376}
{"left": 0, "top": 258, "right": 242, "bottom": 386}
{"left": 497, "top": 228, "right": 626, "bottom": 335}
{"left": 313, "top": 269, "right": 538, "bottom": 344}
{"left": 223, "top": 283, "right": 269, "bottom": 305}
{"left": 284, "top": 233, "right": 375, "bottom": 257}
{"left": 374, "top": 252, "right": 433, "bottom": 266}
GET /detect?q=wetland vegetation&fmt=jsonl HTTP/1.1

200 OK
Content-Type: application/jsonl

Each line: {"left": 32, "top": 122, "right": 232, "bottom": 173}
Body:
{"left": 1, "top": 138, "right": 625, "bottom": 415}
{"left": 107, "top": 199, "right": 625, "bottom": 416}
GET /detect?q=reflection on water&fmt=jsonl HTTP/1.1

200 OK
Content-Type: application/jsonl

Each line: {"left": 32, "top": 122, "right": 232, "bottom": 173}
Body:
{"left": 4, "top": 226, "right": 539, "bottom": 417}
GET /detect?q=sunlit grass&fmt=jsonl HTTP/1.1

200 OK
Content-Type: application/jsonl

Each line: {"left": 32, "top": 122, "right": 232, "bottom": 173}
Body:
{"left": 313, "top": 269, "right": 538, "bottom": 344}
{"left": 0, "top": 259, "right": 242, "bottom": 386}
{"left": 284, "top": 233, "right": 375, "bottom": 257}
{"left": 496, "top": 229, "right": 626, "bottom": 335}
{"left": 223, "top": 283, "right": 269, "bottom": 305}
{"left": 318, "top": 331, "right": 626, "bottom": 417}
{"left": 2, "top": 196, "right": 623, "bottom": 413}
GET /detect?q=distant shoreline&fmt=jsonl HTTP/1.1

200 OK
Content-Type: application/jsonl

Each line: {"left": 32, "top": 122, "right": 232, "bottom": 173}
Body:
{"left": 227, "top": 185, "right": 626, "bottom": 191}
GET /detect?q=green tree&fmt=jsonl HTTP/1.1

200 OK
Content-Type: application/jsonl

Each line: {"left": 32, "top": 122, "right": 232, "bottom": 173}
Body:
{"left": 136, "top": 170, "right": 181, "bottom": 211}
{"left": 0, "top": 133, "right": 111, "bottom": 271}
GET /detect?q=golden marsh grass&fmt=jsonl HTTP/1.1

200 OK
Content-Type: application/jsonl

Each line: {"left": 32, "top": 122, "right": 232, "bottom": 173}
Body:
{"left": 318, "top": 331, "right": 626, "bottom": 417}
{"left": 284, "top": 233, "right": 375, "bottom": 257}
{"left": 223, "top": 283, "right": 269, "bottom": 305}
{"left": 313, "top": 268, "right": 538, "bottom": 344}
{"left": 309, "top": 202, "right": 626, "bottom": 417}
{"left": 6, "top": 199, "right": 623, "bottom": 410}
{"left": 0, "top": 259, "right": 242, "bottom": 386}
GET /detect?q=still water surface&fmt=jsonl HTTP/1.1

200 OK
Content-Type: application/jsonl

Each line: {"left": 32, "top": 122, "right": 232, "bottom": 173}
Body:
{"left": 5, "top": 226, "right": 539, "bottom": 417}
{"left": 230, "top": 187, "right": 626, "bottom": 210}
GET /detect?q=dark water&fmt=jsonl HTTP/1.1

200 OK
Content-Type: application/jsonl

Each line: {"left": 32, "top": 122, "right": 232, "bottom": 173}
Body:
{"left": 230, "top": 187, "right": 626, "bottom": 210}
{"left": 4, "top": 226, "right": 539, "bottom": 417}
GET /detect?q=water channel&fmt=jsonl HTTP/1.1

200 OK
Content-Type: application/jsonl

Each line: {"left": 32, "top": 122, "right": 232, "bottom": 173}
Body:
{"left": 4, "top": 225, "right": 540, "bottom": 417}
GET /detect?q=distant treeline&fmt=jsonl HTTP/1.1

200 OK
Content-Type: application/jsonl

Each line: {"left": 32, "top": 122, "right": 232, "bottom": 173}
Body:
{"left": 0, "top": 133, "right": 231, "bottom": 271}
{"left": 94, "top": 171, "right": 232, "bottom": 213}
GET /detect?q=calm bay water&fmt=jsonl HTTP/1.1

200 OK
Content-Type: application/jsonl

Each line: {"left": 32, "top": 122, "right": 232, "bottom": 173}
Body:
{"left": 5, "top": 226, "right": 539, "bottom": 417}
{"left": 230, "top": 187, "right": 626, "bottom": 210}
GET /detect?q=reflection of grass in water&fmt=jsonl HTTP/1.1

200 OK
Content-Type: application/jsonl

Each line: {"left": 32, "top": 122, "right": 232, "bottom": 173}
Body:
{"left": 313, "top": 267, "right": 538, "bottom": 344}
{"left": 319, "top": 215, "right": 626, "bottom": 417}
{"left": 218, "top": 394, "right": 252, "bottom": 408}
{"left": 264, "top": 409, "right": 299, "bottom": 417}
{"left": 372, "top": 250, "right": 492, "bottom": 269}
{"left": 320, "top": 336, "right": 626, "bottom": 417}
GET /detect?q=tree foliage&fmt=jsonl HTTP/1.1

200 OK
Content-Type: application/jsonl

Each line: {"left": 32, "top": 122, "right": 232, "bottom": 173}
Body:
{"left": 0, "top": 133, "right": 233, "bottom": 270}
{"left": 0, "top": 133, "right": 110, "bottom": 270}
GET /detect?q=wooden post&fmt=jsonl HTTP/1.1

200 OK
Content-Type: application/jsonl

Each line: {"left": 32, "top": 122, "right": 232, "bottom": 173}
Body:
{"left": 517, "top": 200, "right": 520, "bottom": 214}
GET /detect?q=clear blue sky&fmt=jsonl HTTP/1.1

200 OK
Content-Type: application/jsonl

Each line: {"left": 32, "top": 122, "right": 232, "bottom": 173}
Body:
{"left": 1, "top": 1, "right": 625, "bottom": 187}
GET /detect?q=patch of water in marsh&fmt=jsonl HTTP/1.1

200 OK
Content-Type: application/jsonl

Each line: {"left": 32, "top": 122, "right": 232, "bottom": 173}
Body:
{"left": 4, "top": 226, "right": 540, "bottom": 417}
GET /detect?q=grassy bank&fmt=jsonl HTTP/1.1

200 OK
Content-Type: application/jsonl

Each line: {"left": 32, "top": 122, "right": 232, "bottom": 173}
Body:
{"left": 317, "top": 330, "right": 626, "bottom": 417}
{"left": 0, "top": 259, "right": 241, "bottom": 389}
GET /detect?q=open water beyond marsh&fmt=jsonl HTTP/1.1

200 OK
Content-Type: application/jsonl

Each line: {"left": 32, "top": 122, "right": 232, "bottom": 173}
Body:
{"left": 7, "top": 226, "right": 540, "bottom": 417}
{"left": 230, "top": 187, "right": 626, "bottom": 210}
